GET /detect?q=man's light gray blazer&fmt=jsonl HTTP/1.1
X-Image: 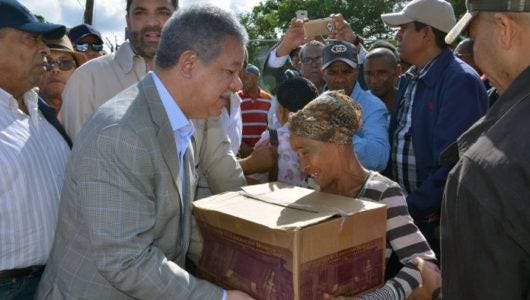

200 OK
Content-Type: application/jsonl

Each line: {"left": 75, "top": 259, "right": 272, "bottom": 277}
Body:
{"left": 36, "top": 73, "right": 245, "bottom": 299}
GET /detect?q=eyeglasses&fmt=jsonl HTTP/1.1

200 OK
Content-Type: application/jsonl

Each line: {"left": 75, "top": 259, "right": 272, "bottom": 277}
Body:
{"left": 300, "top": 56, "right": 322, "bottom": 65}
{"left": 46, "top": 59, "right": 76, "bottom": 71}
{"left": 75, "top": 42, "right": 104, "bottom": 52}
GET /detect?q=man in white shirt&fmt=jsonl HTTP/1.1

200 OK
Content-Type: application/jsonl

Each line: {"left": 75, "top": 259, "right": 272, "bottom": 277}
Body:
{"left": 0, "top": 0, "right": 70, "bottom": 298}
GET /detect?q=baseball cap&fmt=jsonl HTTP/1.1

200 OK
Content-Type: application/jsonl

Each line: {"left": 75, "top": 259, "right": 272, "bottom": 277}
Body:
{"left": 45, "top": 35, "right": 87, "bottom": 67}
{"left": 0, "top": 0, "right": 65, "bottom": 39}
{"left": 446, "top": 0, "right": 530, "bottom": 44}
{"left": 246, "top": 64, "right": 261, "bottom": 77}
{"left": 321, "top": 40, "right": 358, "bottom": 70}
{"left": 381, "top": 0, "right": 456, "bottom": 33}
{"left": 68, "top": 24, "right": 103, "bottom": 45}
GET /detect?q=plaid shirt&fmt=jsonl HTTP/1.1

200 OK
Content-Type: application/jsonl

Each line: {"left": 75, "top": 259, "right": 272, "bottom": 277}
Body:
{"left": 391, "top": 59, "right": 438, "bottom": 195}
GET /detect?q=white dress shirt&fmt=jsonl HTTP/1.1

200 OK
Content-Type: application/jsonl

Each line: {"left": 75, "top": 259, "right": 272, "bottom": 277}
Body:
{"left": 0, "top": 87, "right": 70, "bottom": 271}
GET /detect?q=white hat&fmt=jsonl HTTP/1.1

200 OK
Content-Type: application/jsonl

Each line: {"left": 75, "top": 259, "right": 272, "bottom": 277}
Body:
{"left": 381, "top": 0, "right": 457, "bottom": 33}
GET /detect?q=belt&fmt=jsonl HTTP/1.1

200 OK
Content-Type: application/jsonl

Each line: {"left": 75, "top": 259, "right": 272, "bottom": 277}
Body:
{"left": 0, "top": 265, "right": 45, "bottom": 281}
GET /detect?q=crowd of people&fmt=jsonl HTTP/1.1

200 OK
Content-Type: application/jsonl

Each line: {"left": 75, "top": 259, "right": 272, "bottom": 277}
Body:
{"left": 0, "top": 0, "right": 528, "bottom": 299}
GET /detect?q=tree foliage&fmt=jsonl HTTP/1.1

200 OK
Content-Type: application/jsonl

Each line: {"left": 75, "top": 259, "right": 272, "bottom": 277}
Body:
{"left": 239, "top": 0, "right": 467, "bottom": 65}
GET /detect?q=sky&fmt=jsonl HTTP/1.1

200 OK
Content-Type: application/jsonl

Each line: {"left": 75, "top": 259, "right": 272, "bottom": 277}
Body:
{"left": 19, "top": 0, "right": 261, "bottom": 49}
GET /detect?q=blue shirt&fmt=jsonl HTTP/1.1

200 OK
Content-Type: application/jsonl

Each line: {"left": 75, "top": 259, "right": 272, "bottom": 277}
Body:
{"left": 152, "top": 71, "right": 194, "bottom": 201}
{"left": 350, "top": 83, "right": 390, "bottom": 171}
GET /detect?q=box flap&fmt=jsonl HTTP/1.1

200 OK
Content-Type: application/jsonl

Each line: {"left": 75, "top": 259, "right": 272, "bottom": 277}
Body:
{"left": 193, "top": 182, "right": 385, "bottom": 230}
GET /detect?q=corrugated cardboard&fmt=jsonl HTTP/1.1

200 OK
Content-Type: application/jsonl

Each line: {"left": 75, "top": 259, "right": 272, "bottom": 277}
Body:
{"left": 194, "top": 182, "right": 387, "bottom": 299}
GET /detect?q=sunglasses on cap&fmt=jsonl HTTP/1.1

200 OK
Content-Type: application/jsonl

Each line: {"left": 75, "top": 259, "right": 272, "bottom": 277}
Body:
{"left": 46, "top": 59, "right": 77, "bottom": 71}
{"left": 75, "top": 42, "right": 104, "bottom": 52}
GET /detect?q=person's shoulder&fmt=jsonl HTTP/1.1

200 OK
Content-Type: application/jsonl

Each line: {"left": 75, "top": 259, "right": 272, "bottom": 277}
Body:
{"left": 357, "top": 87, "right": 387, "bottom": 112}
{"left": 361, "top": 172, "right": 403, "bottom": 202}
{"left": 441, "top": 53, "right": 482, "bottom": 82}
{"left": 259, "top": 89, "right": 273, "bottom": 100}
{"left": 76, "top": 52, "right": 115, "bottom": 74}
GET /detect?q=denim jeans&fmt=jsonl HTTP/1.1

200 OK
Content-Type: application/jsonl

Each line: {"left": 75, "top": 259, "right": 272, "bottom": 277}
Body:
{"left": 0, "top": 269, "right": 43, "bottom": 300}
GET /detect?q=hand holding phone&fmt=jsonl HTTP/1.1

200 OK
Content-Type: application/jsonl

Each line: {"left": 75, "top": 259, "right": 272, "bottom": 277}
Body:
{"left": 296, "top": 10, "right": 308, "bottom": 20}
{"left": 303, "top": 17, "right": 334, "bottom": 38}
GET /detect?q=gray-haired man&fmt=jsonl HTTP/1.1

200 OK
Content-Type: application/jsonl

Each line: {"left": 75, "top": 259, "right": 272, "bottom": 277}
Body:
{"left": 36, "top": 6, "right": 253, "bottom": 300}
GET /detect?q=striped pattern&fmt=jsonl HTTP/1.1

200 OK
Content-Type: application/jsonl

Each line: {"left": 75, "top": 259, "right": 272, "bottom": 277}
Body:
{"left": 238, "top": 90, "right": 272, "bottom": 147}
{"left": 391, "top": 59, "right": 437, "bottom": 195}
{"left": 0, "top": 88, "right": 70, "bottom": 271}
{"left": 357, "top": 172, "right": 436, "bottom": 299}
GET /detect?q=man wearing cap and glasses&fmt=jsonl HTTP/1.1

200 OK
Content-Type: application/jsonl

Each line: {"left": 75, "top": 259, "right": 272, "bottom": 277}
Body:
{"left": 321, "top": 40, "right": 390, "bottom": 172}
{"left": 68, "top": 23, "right": 105, "bottom": 61}
{"left": 38, "top": 35, "right": 86, "bottom": 113}
{"left": 380, "top": 0, "right": 488, "bottom": 257}
{"left": 60, "top": 0, "right": 177, "bottom": 141}
{"left": 436, "top": 1, "right": 530, "bottom": 299}
{"left": 0, "top": 0, "right": 70, "bottom": 298}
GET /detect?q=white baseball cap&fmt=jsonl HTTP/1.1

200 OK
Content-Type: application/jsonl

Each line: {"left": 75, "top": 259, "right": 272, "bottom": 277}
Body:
{"left": 381, "top": 0, "right": 457, "bottom": 33}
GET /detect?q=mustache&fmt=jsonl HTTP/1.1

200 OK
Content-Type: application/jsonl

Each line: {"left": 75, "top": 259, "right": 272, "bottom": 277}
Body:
{"left": 140, "top": 25, "right": 162, "bottom": 35}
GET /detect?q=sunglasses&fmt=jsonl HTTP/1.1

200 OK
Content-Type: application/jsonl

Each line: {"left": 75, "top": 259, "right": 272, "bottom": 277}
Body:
{"left": 46, "top": 59, "right": 77, "bottom": 71}
{"left": 75, "top": 42, "right": 104, "bottom": 52}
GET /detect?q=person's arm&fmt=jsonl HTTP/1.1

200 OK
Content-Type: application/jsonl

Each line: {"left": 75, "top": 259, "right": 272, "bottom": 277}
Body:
{"left": 239, "top": 145, "right": 277, "bottom": 175}
{"left": 357, "top": 186, "right": 437, "bottom": 300}
{"left": 60, "top": 65, "right": 97, "bottom": 142}
{"left": 406, "top": 72, "right": 487, "bottom": 220}
{"left": 195, "top": 118, "right": 247, "bottom": 195}
{"left": 262, "top": 18, "right": 306, "bottom": 93}
{"left": 78, "top": 126, "right": 223, "bottom": 299}
{"left": 353, "top": 97, "right": 390, "bottom": 171}
{"left": 323, "top": 186, "right": 436, "bottom": 300}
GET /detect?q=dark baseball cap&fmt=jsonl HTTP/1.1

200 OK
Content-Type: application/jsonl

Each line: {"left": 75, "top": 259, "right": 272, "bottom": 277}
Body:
{"left": 0, "top": 0, "right": 65, "bottom": 39}
{"left": 446, "top": 0, "right": 530, "bottom": 44}
{"left": 68, "top": 24, "right": 103, "bottom": 44}
{"left": 321, "top": 40, "right": 358, "bottom": 70}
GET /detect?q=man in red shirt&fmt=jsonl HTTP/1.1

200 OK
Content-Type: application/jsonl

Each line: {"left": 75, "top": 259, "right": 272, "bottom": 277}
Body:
{"left": 238, "top": 64, "right": 272, "bottom": 156}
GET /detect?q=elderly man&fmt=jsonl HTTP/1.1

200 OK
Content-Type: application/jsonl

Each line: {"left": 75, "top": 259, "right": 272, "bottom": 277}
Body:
{"left": 363, "top": 47, "right": 401, "bottom": 111}
{"left": 321, "top": 40, "right": 390, "bottom": 172}
{"left": 38, "top": 35, "right": 86, "bottom": 112}
{"left": 438, "top": 1, "right": 530, "bottom": 298}
{"left": 59, "top": 0, "right": 271, "bottom": 197}
{"left": 381, "top": 0, "right": 488, "bottom": 256}
{"left": 68, "top": 23, "right": 105, "bottom": 61}
{"left": 36, "top": 6, "right": 253, "bottom": 300}
{"left": 0, "top": 0, "right": 70, "bottom": 298}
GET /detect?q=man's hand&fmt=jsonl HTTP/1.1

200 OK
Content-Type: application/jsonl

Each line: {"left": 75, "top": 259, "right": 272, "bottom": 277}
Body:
{"left": 227, "top": 290, "right": 255, "bottom": 300}
{"left": 329, "top": 14, "right": 357, "bottom": 44}
{"left": 277, "top": 17, "right": 308, "bottom": 57}
{"left": 238, "top": 145, "right": 277, "bottom": 175}
{"left": 238, "top": 142, "right": 254, "bottom": 158}
{"left": 408, "top": 257, "right": 442, "bottom": 300}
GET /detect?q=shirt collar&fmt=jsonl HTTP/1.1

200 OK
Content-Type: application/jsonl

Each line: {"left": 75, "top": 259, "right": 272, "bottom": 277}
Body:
{"left": 151, "top": 71, "right": 194, "bottom": 136}
{"left": 406, "top": 55, "right": 439, "bottom": 81}
{"left": 115, "top": 41, "right": 146, "bottom": 74}
{"left": 0, "top": 87, "right": 39, "bottom": 120}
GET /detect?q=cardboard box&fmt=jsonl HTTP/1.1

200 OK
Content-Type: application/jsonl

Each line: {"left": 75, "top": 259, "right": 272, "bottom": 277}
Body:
{"left": 193, "top": 182, "right": 387, "bottom": 300}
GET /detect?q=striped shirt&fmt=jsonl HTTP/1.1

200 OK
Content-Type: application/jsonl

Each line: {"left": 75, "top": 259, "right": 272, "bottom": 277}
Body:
{"left": 0, "top": 88, "right": 70, "bottom": 271}
{"left": 391, "top": 59, "right": 437, "bottom": 195}
{"left": 238, "top": 89, "right": 272, "bottom": 147}
{"left": 357, "top": 172, "right": 436, "bottom": 299}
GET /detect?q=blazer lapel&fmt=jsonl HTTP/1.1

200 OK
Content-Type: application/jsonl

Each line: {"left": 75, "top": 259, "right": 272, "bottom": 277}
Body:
{"left": 139, "top": 74, "right": 184, "bottom": 204}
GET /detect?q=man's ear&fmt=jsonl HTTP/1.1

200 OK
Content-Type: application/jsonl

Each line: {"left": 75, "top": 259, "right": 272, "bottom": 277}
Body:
{"left": 176, "top": 50, "right": 199, "bottom": 79}
{"left": 493, "top": 13, "right": 518, "bottom": 50}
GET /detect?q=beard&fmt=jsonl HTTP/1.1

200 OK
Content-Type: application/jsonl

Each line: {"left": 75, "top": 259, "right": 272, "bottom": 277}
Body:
{"left": 129, "top": 25, "right": 163, "bottom": 59}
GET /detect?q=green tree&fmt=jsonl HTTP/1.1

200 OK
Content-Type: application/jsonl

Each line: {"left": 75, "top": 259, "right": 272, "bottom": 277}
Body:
{"left": 239, "top": 0, "right": 468, "bottom": 66}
